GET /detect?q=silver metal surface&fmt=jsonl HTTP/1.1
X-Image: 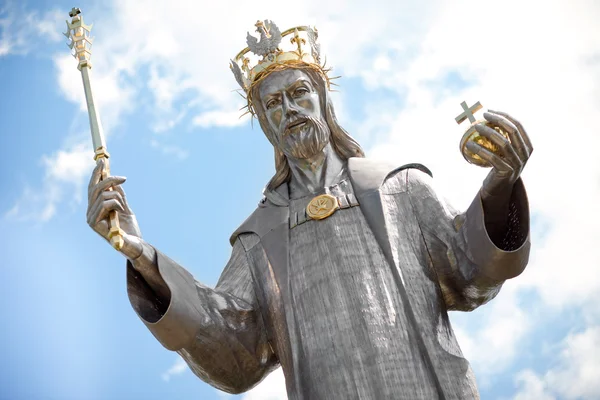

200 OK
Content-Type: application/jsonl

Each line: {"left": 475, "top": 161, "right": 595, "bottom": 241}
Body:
{"left": 80, "top": 67, "right": 106, "bottom": 152}
{"left": 86, "top": 38, "right": 533, "bottom": 399}
{"left": 455, "top": 100, "right": 482, "bottom": 124}
{"left": 247, "top": 20, "right": 282, "bottom": 57}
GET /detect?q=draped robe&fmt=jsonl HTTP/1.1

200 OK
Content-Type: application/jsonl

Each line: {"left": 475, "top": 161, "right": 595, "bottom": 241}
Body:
{"left": 126, "top": 157, "right": 530, "bottom": 399}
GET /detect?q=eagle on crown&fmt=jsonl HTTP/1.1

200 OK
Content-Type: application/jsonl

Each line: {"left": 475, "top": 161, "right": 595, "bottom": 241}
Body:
{"left": 230, "top": 20, "right": 333, "bottom": 117}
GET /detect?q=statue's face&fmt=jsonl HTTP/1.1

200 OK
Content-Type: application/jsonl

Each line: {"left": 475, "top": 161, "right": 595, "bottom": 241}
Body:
{"left": 258, "top": 68, "right": 330, "bottom": 159}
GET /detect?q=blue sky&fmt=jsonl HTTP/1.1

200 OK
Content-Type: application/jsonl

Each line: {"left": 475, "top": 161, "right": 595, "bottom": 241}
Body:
{"left": 1, "top": 1, "right": 600, "bottom": 399}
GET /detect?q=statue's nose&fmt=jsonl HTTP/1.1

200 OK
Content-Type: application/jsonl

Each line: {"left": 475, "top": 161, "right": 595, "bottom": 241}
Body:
{"left": 282, "top": 95, "right": 299, "bottom": 118}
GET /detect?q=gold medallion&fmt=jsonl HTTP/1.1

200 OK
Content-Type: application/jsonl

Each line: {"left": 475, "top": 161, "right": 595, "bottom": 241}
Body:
{"left": 307, "top": 194, "right": 338, "bottom": 220}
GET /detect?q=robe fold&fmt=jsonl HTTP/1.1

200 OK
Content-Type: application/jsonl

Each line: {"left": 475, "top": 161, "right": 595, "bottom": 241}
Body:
{"left": 126, "top": 157, "right": 530, "bottom": 399}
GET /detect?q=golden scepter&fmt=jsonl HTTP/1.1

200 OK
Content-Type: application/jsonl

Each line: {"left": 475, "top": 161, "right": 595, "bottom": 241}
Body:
{"left": 64, "top": 8, "right": 124, "bottom": 250}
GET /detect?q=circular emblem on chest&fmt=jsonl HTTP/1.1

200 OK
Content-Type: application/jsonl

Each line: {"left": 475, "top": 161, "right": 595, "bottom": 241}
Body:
{"left": 306, "top": 194, "right": 338, "bottom": 220}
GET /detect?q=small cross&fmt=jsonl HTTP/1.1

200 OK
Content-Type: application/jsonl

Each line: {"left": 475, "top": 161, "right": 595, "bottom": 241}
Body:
{"left": 69, "top": 7, "right": 81, "bottom": 18}
{"left": 255, "top": 20, "right": 271, "bottom": 38}
{"left": 455, "top": 101, "right": 482, "bottom": 125}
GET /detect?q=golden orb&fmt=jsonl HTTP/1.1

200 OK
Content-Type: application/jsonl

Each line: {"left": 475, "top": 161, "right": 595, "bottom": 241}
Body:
{"left": 459, "top": 120, "right": 511, "bottom": 168}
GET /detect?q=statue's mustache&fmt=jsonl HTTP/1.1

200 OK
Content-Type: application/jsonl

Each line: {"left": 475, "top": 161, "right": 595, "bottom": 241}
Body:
{"left": 284, "top": 116, "right": 320, "bottom": 136}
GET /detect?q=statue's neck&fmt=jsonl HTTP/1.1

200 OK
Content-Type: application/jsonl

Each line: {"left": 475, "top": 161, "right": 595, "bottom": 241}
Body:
{"left": 287, "top": 143, "right": 346, "bottom": 198}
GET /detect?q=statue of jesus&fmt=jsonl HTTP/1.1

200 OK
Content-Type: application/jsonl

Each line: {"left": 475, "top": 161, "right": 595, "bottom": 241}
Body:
{"left": 86, "top": 21, "right": 532, "bottom": 399}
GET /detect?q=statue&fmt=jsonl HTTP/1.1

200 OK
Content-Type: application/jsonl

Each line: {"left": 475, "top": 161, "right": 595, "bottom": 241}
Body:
{"left": 86, "top": 20, "right": 533, "bottom": 399}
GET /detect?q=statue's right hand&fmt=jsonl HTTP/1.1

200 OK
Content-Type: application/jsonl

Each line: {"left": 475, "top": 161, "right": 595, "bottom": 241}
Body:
{"left": 87, "top": 158, "right": 143, "bottom": 259}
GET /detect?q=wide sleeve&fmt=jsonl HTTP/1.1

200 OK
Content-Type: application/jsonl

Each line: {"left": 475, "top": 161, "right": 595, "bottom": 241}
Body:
{"left": 126, "top": 237, "right": 279, "bottom": 394}
{"left": 405, "top": 169, "right": 531, "bottom": 311}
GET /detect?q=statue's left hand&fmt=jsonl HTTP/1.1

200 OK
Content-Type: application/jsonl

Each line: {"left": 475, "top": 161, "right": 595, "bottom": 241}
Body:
{"left": 466, "top": 110, "right": 533, "bottom": 199}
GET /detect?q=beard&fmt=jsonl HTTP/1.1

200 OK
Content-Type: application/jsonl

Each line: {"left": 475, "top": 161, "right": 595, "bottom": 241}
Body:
{"left": 279, "top": 116, "right": 330, "bottom": 159}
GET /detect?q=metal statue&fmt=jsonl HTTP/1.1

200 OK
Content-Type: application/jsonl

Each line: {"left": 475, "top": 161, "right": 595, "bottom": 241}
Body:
{"left": 85, "top": 18, "right": 533, "bottom": 400}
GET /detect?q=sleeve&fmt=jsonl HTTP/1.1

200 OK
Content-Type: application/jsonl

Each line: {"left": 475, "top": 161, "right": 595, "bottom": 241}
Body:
{"left": 405, "top": 169, "right": 531, "bottom": 311}
{"left": 126, "top": 237, "right": 279, "bottom": 394}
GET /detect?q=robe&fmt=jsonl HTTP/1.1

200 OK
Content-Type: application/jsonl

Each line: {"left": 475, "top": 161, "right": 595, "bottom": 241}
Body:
{"left": 126, "top": 157, "right": 530, "bottom": 399}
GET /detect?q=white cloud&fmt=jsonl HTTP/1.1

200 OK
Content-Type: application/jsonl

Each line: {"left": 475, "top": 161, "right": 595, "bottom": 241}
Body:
{"left": 451, "top": 284, "right": 530, "bottom": 381}
{"left": 0, "top": 3, "right": 63, "bottom": 57}
{"left": 150, "top": 139, "right": 189, "bottom": 160}
{"left": 513, "top": 326, "right": 600, "bottom": 400}
{"left": 54, "top": 53, "right": 135, "bottom": 133}
{"left": 512, "top": 370, "right": 555, "bottom": 400}
{"left": 161, "top": 356, "right": 188, "bottom": 382}
{"left": 6, "top": 142, "right": 93, "bottom": 222}
{"left": 4, "top": 184, "right": 60, "bottom": 222}
{"left": 240, "top": 368, "right": 287, "bottom": 400}
{"left": 193, "top": 110, "right": 247, "bottom": 129}
{"left": 42, "top": 143, "right": 94, "bottom": 185}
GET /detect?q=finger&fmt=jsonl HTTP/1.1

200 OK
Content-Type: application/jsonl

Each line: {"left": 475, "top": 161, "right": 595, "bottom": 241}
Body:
{"left": 474, "top": 123, "right": 522, "bottom": 168}
{"left": 87, "top": 190, "right": 125, "bottom": 225}
{"left": 90, "top": 176, "right": 126, "bottom": 204}
{"left": 112, "top": 184, "right": 132, "bottom": 214}
{"left": 95, "top": 198, "right": 125, "bottom": 226}
{"left": 88, "top": 158, "right": 105, "bottom": 194}
{"left": 466, "top": 141, "right": 514, "bottom": 175}
{"left": 87, "top": 193, "right": 102, "bottom": 224}
{"left": 483, "top": 112, "right": 518, "bottom": 138}
{"left": 88, "top": 176, "right": 125, "bottom": 221}
{"left": 488, "top": 110, "right": 533, "bottom": 155}
{"left": 484, "top": 111, "right": 529, "bottom": 162}
{"left": 87, "top": 184, "right": 108, "bottom": 223}
{"left": 102, "top": 190, "right": 125, "bottom": 208}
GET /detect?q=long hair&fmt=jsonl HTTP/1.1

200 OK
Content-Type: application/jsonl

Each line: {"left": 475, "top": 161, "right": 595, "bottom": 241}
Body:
{"left": 251, "top": 67, "right": 365, "bottom": 192}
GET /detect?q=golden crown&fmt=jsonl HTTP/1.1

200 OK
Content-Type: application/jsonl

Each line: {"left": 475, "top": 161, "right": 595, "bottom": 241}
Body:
{"left": 230, "top": 20, "right": 335, "bottom": 117}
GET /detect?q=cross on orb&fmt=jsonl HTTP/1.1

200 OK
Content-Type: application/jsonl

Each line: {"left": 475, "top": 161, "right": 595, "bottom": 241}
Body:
{"left": 455, "top": 101, "right": 482, "bottom": 125}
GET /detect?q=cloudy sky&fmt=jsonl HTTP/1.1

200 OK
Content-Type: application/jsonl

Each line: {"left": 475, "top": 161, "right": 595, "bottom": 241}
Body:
{"left": 1, "top": 0, "right": 599, "bottom": 399}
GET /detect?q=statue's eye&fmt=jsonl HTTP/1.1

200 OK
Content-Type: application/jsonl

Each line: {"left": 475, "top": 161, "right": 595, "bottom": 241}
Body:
{"left": 294, "top": 87, "right": 309, "bottom": 96}
{"left": 266, "top": 99, "right": 280, "bottom": 109}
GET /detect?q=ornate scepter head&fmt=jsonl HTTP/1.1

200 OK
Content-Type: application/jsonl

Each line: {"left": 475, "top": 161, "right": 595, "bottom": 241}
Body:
{"left": 64, "top": 7, "right": 94, "bottom": 70}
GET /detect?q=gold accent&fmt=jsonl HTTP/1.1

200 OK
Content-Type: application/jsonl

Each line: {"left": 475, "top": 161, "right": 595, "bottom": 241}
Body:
{"left": 455, "top": 101, "right": 510, "bottom": 168}
{"left": 64, "top": 11, "right": 94, "bottom": 70}
{"left": 290, "top": 29, "right": 306, "bottom": 56}
{"left": 255, "top": 20, "right": 272, "bottom": 38}
{"left": 108, "top": 224, "right": 125, "bottom": 250}
{"left": 94, "top": 146, "right": 110, "bottom": 160}
{"left": 241, "top": 57, "right": 251, "bottom": 73}
{"left": 97, "top": 151, "right": 124, "bottom": 251}
{"left": 459, "top": 120, "right": 510, "bottom": 168}
{"left": 233, "top": 26, "right": 315, "bottom": 65}
{"left": 244, "top": 59, "right": 334, "bottom": 118}
{"left": 307, "top": 194, "right": 338, "bottom": 220}
{"left": 232, "top": 25, "right": 336, "bottom": 118}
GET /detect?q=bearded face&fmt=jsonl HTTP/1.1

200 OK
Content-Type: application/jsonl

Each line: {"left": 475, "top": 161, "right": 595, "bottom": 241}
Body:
{"left": 257, "top": 69, "right": 331, "bottom": 159}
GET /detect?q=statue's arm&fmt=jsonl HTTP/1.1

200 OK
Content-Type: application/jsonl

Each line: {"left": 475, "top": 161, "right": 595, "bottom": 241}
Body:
{"left": 126, "top": 237, "right": 278, "bottom": 394}
{"left": 405, "top": 168, "right": 530, "bottom": 311}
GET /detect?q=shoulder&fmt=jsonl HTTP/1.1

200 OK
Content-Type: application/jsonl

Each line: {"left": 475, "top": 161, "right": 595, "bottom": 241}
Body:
{"left": 229, "top": 197, "right": 288, "bottom": 246}
{"left": 348, "top": 157, "right": 432, "bottom": 194}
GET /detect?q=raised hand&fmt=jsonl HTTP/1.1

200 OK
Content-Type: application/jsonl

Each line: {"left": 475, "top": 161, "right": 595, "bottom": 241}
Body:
{"left": 87, "top": 158, "right": 143, "bottom": 260}
{"left": 466, "top": 110, "right": 533, "bottom": 199}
